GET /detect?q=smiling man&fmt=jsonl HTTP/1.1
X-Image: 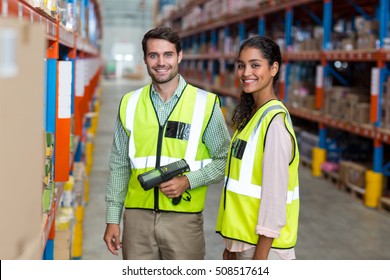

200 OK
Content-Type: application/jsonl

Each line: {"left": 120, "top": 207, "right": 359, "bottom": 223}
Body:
{"left": 103, "top": 26, "right": 231, "bottom": 260}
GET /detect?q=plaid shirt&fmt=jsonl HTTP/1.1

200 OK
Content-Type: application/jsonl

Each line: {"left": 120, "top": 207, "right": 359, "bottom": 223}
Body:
{"left": 105, "top": 75, "right": 231, "bottom": 224}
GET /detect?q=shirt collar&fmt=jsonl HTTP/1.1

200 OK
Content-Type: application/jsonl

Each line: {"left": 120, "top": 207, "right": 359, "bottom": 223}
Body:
{"left": 151, "top": 74, "right": 187, "bottom": 98}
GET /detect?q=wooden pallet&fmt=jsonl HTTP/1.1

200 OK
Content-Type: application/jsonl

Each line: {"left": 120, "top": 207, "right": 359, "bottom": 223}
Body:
{"left": 344, "top": 182, "right": 365, "bottom": 201}
{"left": 379, "top": 197, "right": 390, "bottom": 214}
{"left": 322, "top": 168, "right": 365, "bottom": 201}
{"left": 301, "top": 161, "right": 390, "bottom": 214}
{"left": 322, "top": 170, "right": 339, "bottom": 185}
{"left": 299, "top": 157, "right": 312, "bottom": 168}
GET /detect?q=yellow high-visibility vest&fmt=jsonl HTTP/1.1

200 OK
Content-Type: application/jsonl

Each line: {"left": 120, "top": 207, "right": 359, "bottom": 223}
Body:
{"left": 119, "top": 84, "right": 218, "bottom": 212}
{"left": 216, "top": 99, "right": 300, "bottom": 249}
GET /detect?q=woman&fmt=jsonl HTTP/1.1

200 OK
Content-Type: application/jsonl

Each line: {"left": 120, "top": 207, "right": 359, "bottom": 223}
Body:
{"left": 216, "top": 36, "right": 300, "bottom": 260}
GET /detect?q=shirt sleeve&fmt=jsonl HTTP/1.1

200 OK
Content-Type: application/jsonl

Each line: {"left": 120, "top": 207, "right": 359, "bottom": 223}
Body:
{"left": 185, "top": 101, "right": 231, "bottom": 188}
{"left": 105, "top": 115, "right": 131, "bottom": 224}
{"left": 255, "top": 114, "right": 292, "bottom": 238}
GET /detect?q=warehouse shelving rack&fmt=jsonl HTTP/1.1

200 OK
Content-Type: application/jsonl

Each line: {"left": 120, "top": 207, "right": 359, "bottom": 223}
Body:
{"left": 160, "top": 0, "right": 390, "bottom": 209}
{"left": 0, "top": 0, "right": 102, "bottom": 259}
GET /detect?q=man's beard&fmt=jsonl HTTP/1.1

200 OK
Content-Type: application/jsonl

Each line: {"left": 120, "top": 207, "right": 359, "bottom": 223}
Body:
{"left": 148, "top": 68, "right": 177, "bottom": 84}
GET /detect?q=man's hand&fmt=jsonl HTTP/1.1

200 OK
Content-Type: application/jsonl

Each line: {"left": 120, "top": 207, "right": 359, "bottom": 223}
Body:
{"left": 159, "top": 175, "right": 190, "bottom": 198}
{"left": 103, "top": 223, "right": 122, "bottom": 256}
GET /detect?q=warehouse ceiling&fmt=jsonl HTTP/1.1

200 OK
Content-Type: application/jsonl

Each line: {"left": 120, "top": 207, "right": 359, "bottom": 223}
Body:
{"left": 100, "top": 0, "right": 157, "bottom": 27}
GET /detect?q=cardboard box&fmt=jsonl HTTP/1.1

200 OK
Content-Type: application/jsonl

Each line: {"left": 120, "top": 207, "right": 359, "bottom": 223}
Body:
{"left": 339, "top": 161, "right": 368, "bottom": 189}
{"left": 326, "top": 87, "right": 348, "bottom": 118}
{"left": 0, "top": 18, "right": 46, "bottom": 259}
{"left": 344, "top": 94, "right": 359, "bottom": 121}
{"left": 356, "top": 103, "right": 370, "bottom": 124}
{"left": 382, "top": 102, "right": 390, "bottom": 129}
{"left": 346, "top": 162, "right": 368, "bottom": 188}
{"left": 339, "top": 161, "right": 350, "bottom": 185}
{"left": 54, "top": 229, "right": 72, "bottom": 260}
{"left": 303, "top": 95, "right": 316, "bottom": 110}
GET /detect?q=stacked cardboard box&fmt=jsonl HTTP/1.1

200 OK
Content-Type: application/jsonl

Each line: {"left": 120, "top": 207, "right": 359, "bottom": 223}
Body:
{"left": 382, "top": 77, "right": 390, "bottom": 129}
{"left": 331, "top": 17, "right": 378, "bottom": 50}
{"left": 356, "top": 103, "right": 371, "bottom": 124}
{"left": 293, "top": 26, "right": 323, "bottom": 52}
{"left": 287, "top": 81, "right": 315, "bottom": 109}
{"left": 355, "top": 17, "right": 379, "bottom": 50}
{"left": 324, "top": 86, "right": 370, "bottom": 124}
{"left": 339, "top": 161, "right": 369, "bottom": 189}
{"left": 0, "top": 18, "right": 46, "bottom": 259}
{"left": 54, "top": 205, "right": 74, "bottom": 260}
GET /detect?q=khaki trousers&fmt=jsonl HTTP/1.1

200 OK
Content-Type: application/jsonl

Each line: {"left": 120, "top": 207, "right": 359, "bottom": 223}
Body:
{"left": 122, "top": 209, "right": 205, "bottom": 260}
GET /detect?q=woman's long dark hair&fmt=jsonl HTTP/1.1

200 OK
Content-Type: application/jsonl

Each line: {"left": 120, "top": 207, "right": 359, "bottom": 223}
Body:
{"left": 232, "top": 36, "right": 282, "bottom": 131}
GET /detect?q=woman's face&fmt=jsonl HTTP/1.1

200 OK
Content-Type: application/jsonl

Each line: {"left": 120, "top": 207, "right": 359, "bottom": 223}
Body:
{"left": 236, "top": 47, "right": 278, "bottom": 96}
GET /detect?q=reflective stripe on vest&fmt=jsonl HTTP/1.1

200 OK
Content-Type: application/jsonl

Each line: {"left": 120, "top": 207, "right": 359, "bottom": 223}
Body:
{"left": 126, "top": 88, "right": 142, "bottom": 169}
{"left": 126, "top": 87, "right": 211, "bottom": 171}
{"left": 226, "top": 177, "right": 299, "bottom": 204}
{"left": 228, "top": 104, "right": 298, "bottom": 204}
{"left": 239, "top": 105, "right": 287, "bottom": 186}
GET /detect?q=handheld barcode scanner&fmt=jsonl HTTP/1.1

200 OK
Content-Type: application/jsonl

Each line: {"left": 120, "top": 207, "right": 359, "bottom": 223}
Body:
{"left": 138, "top": 159, "right": 190, "bottom": 205}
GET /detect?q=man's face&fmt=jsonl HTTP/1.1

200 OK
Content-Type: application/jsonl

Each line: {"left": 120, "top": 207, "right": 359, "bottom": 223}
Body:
{"left": 144, "top": 39, "right": 182, "bottom": 84}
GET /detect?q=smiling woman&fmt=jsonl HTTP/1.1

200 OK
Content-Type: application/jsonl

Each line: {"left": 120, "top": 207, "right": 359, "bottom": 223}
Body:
{"left": 216, "top": 35, "right": 300, "bottom": 260}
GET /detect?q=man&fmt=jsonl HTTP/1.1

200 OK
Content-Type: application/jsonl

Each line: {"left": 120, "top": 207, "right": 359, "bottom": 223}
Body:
{"left": 103, "top": 26, "right": 231, "bottom": 260}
